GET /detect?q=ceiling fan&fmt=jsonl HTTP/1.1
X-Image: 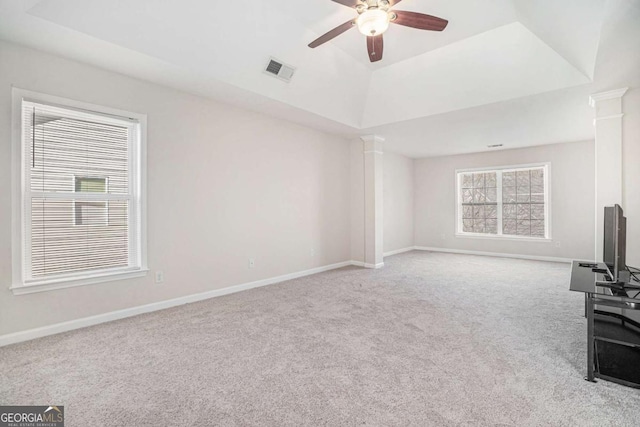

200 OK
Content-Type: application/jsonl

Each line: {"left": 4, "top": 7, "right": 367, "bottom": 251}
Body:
{"left": 308, "top": 0, "right": 448, "bottom": 63}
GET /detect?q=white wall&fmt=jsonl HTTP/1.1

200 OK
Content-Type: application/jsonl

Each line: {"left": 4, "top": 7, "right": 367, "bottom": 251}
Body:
{"left": 0, "top": 41, "right": 352, "bottom": 336}
{"left": 384, "top": 152, "right": 414, "bottom": 254}
{"left": 414, "top": 141, "right": 596, "bottom": 260}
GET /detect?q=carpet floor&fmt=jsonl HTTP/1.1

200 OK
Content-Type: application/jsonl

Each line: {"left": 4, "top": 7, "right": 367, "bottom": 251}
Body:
{"left": 1, "top": 251, "right": 639, "bottom": 426}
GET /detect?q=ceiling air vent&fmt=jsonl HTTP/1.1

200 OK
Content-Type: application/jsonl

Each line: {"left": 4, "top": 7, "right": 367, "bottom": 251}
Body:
{"left": 487, "top": 144, "right": 504, "bottom": 148}
{"left": 264, "top": 57, "right": 296, "bottom": 83}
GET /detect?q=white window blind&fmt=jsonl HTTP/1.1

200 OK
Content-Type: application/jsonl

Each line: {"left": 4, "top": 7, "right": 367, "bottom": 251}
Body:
{"left": 456, "top": 165, "right": 549, "bottom": 239}
{"left": 20, "top": 100, "right": 142, "bottom": 284}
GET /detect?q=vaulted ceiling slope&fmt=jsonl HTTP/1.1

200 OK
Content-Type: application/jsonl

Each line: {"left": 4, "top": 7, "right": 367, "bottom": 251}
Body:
{"left": 0, "top": 0, "right": 636, "bottom": 158}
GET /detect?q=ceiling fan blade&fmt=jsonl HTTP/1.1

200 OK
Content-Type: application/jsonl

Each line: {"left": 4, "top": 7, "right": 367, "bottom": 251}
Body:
{"left": 330, "top": 0, "right": 361, "bottom": 7}
{"left": 391, "top": 11, "right": 448, "bottom": 31}
{"left": 367, "top": 34, "right": 383, "bottom": 62}
{"left": 308, "top": 20, "right": 355, "bottom": 48}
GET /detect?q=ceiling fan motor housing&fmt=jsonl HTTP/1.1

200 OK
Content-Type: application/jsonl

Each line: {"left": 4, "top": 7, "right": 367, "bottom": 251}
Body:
{"left": 357, "top": 0, "right": 391, "bottom": 15}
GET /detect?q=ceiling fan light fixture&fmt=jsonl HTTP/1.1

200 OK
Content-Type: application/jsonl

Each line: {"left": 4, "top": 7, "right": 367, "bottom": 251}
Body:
{"left": 356, "top": 9, "right": 390, "bottom": 36}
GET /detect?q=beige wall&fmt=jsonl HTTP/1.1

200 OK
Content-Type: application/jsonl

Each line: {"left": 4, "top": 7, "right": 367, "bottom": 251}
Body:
{"left": 384, "top": 151, "right": 414, "bottom": 253}
{"left": 0, "top": 41, "right": 352, "bottom": 336}
{"left": 414, "top": 141, "right": 596, "bottom": 260}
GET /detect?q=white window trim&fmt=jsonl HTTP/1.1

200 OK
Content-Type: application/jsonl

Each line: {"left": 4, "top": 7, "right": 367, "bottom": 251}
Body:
{"left": 10, "top": 88, "right": 148, "bottom": 295}
{"left": 454, "top": 162, "right": 552, "bottom": 241}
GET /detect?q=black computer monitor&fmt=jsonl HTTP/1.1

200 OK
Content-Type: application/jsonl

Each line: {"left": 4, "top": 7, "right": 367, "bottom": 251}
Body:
{"left": 603, "top": 204, "right": 627, "bottom": 282}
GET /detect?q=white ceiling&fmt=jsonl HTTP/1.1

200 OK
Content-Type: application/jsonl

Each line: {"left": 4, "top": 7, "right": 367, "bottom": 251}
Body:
{"left": 0, "top": 0, "right": 636, "bottom": 158}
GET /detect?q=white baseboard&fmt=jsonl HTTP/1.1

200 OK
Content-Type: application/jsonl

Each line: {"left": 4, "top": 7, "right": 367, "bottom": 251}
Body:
{"left": 413, "top": 246, "right": 573, "bottom": 263}
{"left": 0, "top": 261, "right": 356, "bottom": 347}
{"left": 364, "top": 262, "right": 385, "bottom": 269}
{"left": 383, "top": 247, "right": 414, "bottom": 257}
{"left": 350, "top": 260, "right": 385, "bottom": 269}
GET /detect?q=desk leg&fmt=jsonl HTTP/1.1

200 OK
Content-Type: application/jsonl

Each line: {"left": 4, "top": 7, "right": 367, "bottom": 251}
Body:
{"left": 585, "top": 292, "right": 596, "bottom": 383}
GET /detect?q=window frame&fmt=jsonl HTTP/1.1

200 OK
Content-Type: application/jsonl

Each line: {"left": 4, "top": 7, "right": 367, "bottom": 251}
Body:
{"left": 454, "top": 163, "right": 552, "bottom": 241}
{"left": 11, "top": 88, "right": 148, "bottom": 295}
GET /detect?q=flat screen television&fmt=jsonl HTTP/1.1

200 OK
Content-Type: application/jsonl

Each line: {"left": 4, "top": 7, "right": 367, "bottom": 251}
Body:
{"left": 603, "top": 204, "right": 627, "bottom": 283}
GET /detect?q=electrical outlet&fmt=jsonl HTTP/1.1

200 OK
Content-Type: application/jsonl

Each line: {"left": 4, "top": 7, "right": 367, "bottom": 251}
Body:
{"left": 554, "top": 241, "right": 561, "bottom": 248}
{"left": 248, "top": 258, "right": 255, "bottom": 269}
{"left": 155, "top": 271, "right": 164, "bottom": 284}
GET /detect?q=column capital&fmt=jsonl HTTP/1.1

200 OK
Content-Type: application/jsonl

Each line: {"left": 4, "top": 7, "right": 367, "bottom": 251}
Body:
{"left": 360, "top": 135, "right": 385, "bottom": 154}
{"left": 589, "top": 87, "right": 628, "bottom": 108}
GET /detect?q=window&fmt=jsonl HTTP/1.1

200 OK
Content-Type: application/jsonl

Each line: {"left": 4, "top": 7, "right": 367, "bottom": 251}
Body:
{"left": 456, "top": 164, "right": 549, "bottom": 239}
{"left": 74, "top": 177, "right": 108, "bottom": 226}
{"left": 11, "top": 89, "right": 147, "bottom": 294}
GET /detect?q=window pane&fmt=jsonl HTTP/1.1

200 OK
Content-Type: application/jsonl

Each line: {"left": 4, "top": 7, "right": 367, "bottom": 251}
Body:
{"left": 486, "top": 187, "right": 497, "bottom": 203}
{"left": 503, "top": 204, "right": 517, "bottom": 219}
{"left": 503, "top": 219, "right": 516, "bottom": 235}
{"left": 473, "top": 206, "right": 485, "bottom": 218}
{"left": 486, "top": 219, "right": 498, "bottom": 234}
{"left": 531, "top": 220, "right": 545, "bottom": 237}
{"left": 75, "top": 177, "right": 106, "bottom": 193}
{"left": 516, "top": 170, "right": 530, "bottom": 187}
{"left": 473, "top": 189, "right": 485, "bottom": 203}
{"left": 463, "top": 219, "right": 474, "bottom": 232}
{"left": 75, "top": 201, "right": 107, "bottom": 226}
{"left": 485, "top": 205, "right": 497, "bottom": 219}
{"left": 531, "top": 184, "right": 544, "bottom": 194}
{"left": 531, "top": 169, "right": 544, "bottom": 186}
{"left": 30, "top": 109, "right": 129, "bottom": 194}
{"left": 502, "top": 167, "right": 546, "bottom": 237}
{"left": 461, "top": 174, "right": 474, "bottom": 188}
{"left": 462, "top": 206, "right": 473, "bottom": 219}
{"left": 531, "top": 193, "right": 545, "bottom": 203}
{"left": 531, "top": 204, "right": 545, "bottom": 220}
{"left": 503, "top": 186, "right": 516, "bottom": 203}
{"left": 473, "top": 219, "right": 486, "bottom": 233}
{"left": 485, "top": 173, "right": 497, "bottom": 188}
{"left": 517, "top": 204, "right": 531, "bottom": 219}
{"left": 473, "top": 173, "right": 484, "bottom": 188}
{"left": 516, "top": 219, "right": 531, "bottom": 236}
{"left": 503, "top": 172, "right": 516, "bottom": 187}
{"left": 31, "top": 198, "right": 129, "bottom": 277}
{"left": 74, "top": 177, "right": 108, "bottom": 225}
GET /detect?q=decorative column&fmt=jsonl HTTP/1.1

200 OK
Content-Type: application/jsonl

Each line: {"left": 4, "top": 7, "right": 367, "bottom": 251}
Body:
{"left": 362, "top": 135, "right": 384, "bottom": 268}
{"left": 589, "top": 88, "right": 628, "bottom": 261}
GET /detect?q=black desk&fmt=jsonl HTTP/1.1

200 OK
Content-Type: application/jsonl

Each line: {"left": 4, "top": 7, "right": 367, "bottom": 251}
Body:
{"left": 569, "top": 261, "right": 640, "bottom": 388}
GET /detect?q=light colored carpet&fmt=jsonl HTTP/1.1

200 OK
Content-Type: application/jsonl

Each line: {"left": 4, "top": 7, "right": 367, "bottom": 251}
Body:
{"left": 1, "top": 251, "right": 639, "bottom": 426}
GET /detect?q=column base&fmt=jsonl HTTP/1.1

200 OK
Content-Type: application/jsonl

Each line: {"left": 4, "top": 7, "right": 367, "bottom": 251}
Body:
{"left": 364, "top": 262, "right": 385, "bottom": 269}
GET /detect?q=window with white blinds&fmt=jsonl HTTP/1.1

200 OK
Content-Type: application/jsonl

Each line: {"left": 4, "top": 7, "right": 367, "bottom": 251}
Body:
{"left": 13, "top": 92, "right": 146, "bottom": 292}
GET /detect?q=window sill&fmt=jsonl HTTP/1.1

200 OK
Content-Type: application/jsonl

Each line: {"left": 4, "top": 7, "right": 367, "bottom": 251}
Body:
{"left": 455, "top": 233, "right": 552, "bottom": 243}
{"left": 10, "top": 268, "right": 149, "bottom": 295}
